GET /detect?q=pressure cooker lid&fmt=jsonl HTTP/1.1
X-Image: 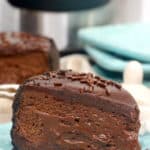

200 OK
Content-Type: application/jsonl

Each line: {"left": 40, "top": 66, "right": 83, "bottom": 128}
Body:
{"left": 8, "top": 0, "right": 110, "bottom": 11}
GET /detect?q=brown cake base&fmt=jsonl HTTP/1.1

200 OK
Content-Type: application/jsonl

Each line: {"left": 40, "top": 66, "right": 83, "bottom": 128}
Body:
{"left": 0, "top": 32, "right": 59, "bottom": 84}
{"left": 11, "top": 71, "right": 140, "bottom": 150}
{"left": 0, "top": 52, "right": 49, "bottom": 84}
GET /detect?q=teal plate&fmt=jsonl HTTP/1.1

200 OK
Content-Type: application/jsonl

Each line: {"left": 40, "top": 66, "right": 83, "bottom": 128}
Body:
{"left": 93, "top": 64, "right": 150, "bottom": 87}
{"left": 86, "top": 46, "right": 150, "bottom": 75}
{"left": 0, "top": 123, "right": 150, "bottom": 149}
{"left": 0, "top": 123, "right": 13, "bottom": 150}
{"left": 78, "top": 23, "right": 150, "bottom": 62}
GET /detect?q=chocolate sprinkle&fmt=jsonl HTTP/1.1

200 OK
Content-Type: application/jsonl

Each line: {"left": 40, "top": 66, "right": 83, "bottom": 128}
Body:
{"left": 54, "top": 82, "right": 63, "bottom": 87}
{"left": 27, "top": 70, "right": 122, "bottom": 95}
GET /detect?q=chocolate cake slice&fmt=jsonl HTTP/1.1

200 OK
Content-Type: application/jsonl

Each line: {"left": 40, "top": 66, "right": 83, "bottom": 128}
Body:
{"left": 11, "top": 70, "right": 140, "bottom": 150}
{"left": 0, "top": 32, "right": 59, "bottom": 84}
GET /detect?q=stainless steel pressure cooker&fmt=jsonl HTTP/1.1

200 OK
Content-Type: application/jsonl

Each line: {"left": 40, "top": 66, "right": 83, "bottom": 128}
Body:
{"left": 8, "top": 0, "right": 114, "bottom": 50}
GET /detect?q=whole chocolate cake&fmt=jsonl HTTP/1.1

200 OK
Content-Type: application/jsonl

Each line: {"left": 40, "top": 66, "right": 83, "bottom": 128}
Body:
{"left": 11, "top": 70, "right": 140, "bottom": 150}
{"left": 0, "top": 32, "right": 59, "bottom": 84}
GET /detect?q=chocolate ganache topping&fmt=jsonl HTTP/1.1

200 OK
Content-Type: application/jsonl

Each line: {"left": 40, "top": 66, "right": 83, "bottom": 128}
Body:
{"left": 0, "top": 32, "right": 53, "bottom": 55}
{"left": 20, "top": 70, "right": 139, "bottom": 122}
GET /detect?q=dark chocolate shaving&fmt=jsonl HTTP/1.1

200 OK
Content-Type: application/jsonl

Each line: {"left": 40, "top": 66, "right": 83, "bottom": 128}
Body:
{"left": 54, "top": 82, "right": 63, "bottom": 87}
{"left": 26, "top": 70, "right": 122, "bottom": 94}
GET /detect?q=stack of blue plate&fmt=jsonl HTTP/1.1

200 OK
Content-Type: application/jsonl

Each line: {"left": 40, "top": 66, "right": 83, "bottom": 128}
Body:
{"left": 78, "top": 23, "right": 150, "bottom": 86}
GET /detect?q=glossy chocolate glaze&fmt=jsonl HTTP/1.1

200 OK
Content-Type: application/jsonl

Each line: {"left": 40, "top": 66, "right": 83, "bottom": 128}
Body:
{"left": 0, "top": 32, "right": 59, "bottom": 69}
{"left": 0, "top": 32, "right": 53, "bottom": 55}
{"left": 23, "top": 70, "right": 139, "bottom": 122}
{"left": 12, "top": 70, "right": 140, "bottom": 150}
{"left": 0, "top": 32, "right": 59, "bottom": 83}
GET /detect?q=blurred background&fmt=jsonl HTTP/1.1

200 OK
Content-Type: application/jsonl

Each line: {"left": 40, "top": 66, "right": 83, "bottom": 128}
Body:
{"left": 0, "top": 0, "right": 149, "bottom": 48}
{"left": 0, "top": 0, "right": 150, "bottom": 84}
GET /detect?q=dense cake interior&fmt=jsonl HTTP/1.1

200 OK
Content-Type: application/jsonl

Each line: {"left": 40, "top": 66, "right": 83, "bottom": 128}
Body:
{"left": 13, "top": 89, "right": 140, "bottom": 150}
{"left": 0, "top": 52, "right": 49, "bottom": 84}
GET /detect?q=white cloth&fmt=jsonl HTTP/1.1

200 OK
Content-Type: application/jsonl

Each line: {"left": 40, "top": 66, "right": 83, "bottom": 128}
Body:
{"left": 60, "top": 54, "right": 95, "bottom": 74}
{"left": 0, "top": 84, "right": 19, "bottom": 114}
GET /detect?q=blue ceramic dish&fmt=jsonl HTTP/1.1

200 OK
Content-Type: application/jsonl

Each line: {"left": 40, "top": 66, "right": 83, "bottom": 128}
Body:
{"left": 79, "top": 23, "right": 150, "bottom": 62}
{"left": 85, "top": 46, "right": 150, "bottom": 75}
